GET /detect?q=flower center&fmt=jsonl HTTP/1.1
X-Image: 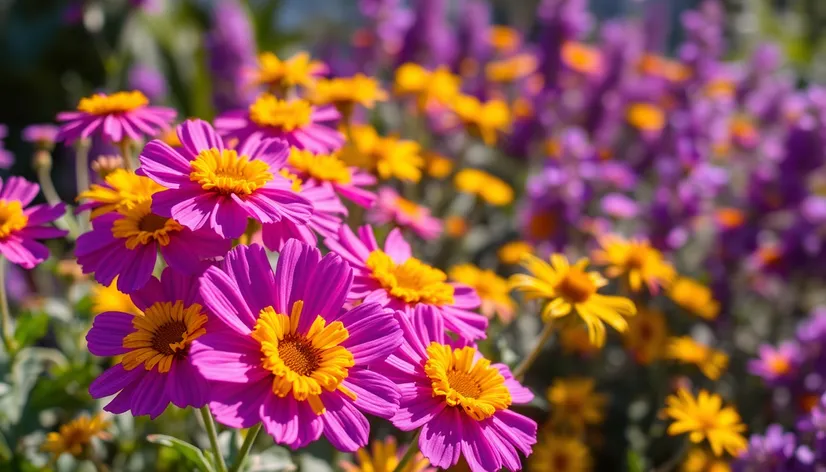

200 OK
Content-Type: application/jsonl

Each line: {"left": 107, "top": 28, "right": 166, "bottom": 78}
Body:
{"left": 79, "top": 169, "right": 164, "bottom": 219}
{"left": 556, "top": 269, "right": 597, "bottom": 304}
{"left": 395, "top": 197, "right": 423, "bottom": 221}
{"left": 424, "top": 343, "right": 512, "bottom": 421}
{"left": 190, "top": 148, "right": 273, "bottom": 196}
{"left": 111, "top": 199, "right": 183, "bottom": 249}
{"left": 561, "top": 41, "right": 602, "bottom": 74}
{"left": 366, "top": 250, "right": 455, "bottom": 306}
{"left": 249, "top": 94, "right": 312, "bottom": 131}
{"left": 288, "top": 149, "right": 353, "bottom": 185}
{"left": 121, "top": 300, "right": 207, "bottom": 373}
{"left": 0, "top": 200, "right": 29, "bottom": 239}
{"left": 76, "top": 91, "right": 149, "bottom": 115}
{"left": 767, "top": 354, "right": 791, "bottom": 376}
{"left": 250, "top": 300, "right": 356, "bottom": 415}
{"left": 528, "top": 211, "right": 557, "bottom": 240}
{"left": 626, "top": 103, "right": 665, "bottom": 132}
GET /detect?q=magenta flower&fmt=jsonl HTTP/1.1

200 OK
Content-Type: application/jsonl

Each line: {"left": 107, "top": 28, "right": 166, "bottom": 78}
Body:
{"left": 75, "top": 194, "right": 231, "bottom": 293}
{"left": 325, "top": 225, "right": 487, "bottom": 340}
{"left": 0, "top": 177, "right": 66, "bottom": 268}
{"left": 259, "top": 181, "right": 346, "bottom": 251}
{"left": 87, "top": 268, "right": 210, "bottom": 418}
{"left": 139, "top": 119, "right": 312, "bottom": 239}
{"left": 189, "top": 241, "right": 403, "bottom": 451}
{"left": 369, "top": 187, "right": 442, "bottom": 240}
{"left": 747, "top": 342, "right": 802, "bottom": 386}
{"left": 22, "top": 124, "right": 60, "bottom": 148}
{"left": 56, "top": 91, "right": 176, "bottom": 144}
{"left": 378, "top": 308, "right": 537, "bottom": 472}
{"left": 214, "top": 94, "right": 344, "bottom": 153}
{"left": 286, "top": 148, "right": 377, "bottom": 208}
{"left": 0, "top": 125, "right": 13, "bottom": 168}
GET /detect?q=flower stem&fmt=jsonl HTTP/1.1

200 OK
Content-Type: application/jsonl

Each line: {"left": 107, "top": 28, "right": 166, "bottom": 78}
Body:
{"left": 75, "top": 140, "right": 91, "bottom": 195}
{"left": 391, "top": 431, "right": 421, "bottom": 472}
{"left": 513, "top": 321, "right": 555, "bottom": 380}
{"left": 200, "top": 406, "right": 228, "bottom": 472}
{"left": 0, "top": 258, "right": 16, "bottom": 356}
{"left": 229, "top": 423, "right": 261, "bottom": 472}
{"left": 36, "top": 163, "right": 80, "bottom": 239}
{"left": 118, "top": 139, "right": 133, "bottom": 171}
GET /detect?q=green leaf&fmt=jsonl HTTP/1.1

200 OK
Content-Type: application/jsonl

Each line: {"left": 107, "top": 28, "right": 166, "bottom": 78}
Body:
{"left": 13, "top": 313, "right": 49, "bottom": 348}
{"left": 247, "top": 445, "right": 295, "bottom": 472}
{"left": 147, "top": 434, "right": 216, "bottom": 472}
{"left": 627, "top": 450, "right": 644, "bottom": 472}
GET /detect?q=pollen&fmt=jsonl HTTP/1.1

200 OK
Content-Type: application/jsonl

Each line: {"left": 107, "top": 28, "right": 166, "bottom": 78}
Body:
{"left": 190, "top": 148, "right": 273, "bottom": 196}
{"left": 556, "top": 268, "right": 598, "bottom": 304}
{"left": 121, "top": 300, "right": 207, "bottom": 373}
{"left": 111, "top": 199, "right": 183, "bottom": 249}
{"left": 77, "top": 91, "right": 149, "bottom": 115}
{"left": 366, "top": 250, "right": 455, "bottom": 306}
{"left": 0, "top": 200, "right": 29, "bottom": 239}
{"left": 248, "top": 94, "right": 313, "bottom": 131}
{"left": 288, "top": 148, "right": 353, "bottom": 185}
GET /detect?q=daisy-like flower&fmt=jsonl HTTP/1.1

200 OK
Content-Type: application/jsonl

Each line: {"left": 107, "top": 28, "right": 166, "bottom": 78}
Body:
{"left": 561, "top": 41, "right": 603, "bottom": 76}
{"left": 666, "top": 337, "right": 729, "bottom": 381}
{"left": 56, "top": 90, "right": 176, "bottom": 144}
{"left": 681, "top": 448, "right": 731, "bottom": 472}
{"left": 77, "top": 169, "right": 163, "bottom": 218}
{"left": 325, "top": 225, "right": 486, "bottom": 340}
{"left": 454, "top": 169, "right": 514, "bottom": 206}
{"left": 449, "top": 264, "right": 516, "bottom": 323}
{"left": 485, "top": 54, "right": 538, "bottom": 83}
{"left": 215, "top": 94, "right": 344, "bottom": 153}
{"left": 668, "top": 277, "right": 721, "bottom": 320}
{"left": 747, "top": 342, "right": 801, "bottom": 386}
{"left": 368, "top": 187, "right": 442, "bottom": 240}
{"left": 488, "top": 26, "right": 521, "bottom": 54}
{"left": 139, "top": 119, "right": 312, "bottom": 239}
{"left": 287, "top": 148, "right": 377, "bottom": 208}
{"left": 41, "top": 413, "right": 111, "bottom": 459}
{"left": 341, "top": 125, "right": 424, "bottom": 183}
{"left": 626, "top": 102, "right": 666, "bottom": 135}
{"left": 379, "top": 307, "right": 537, "bottom": 472}
{"left": 86, "top": 268, "right": 211, "bottom": 418}
{"left": 0, "top": 177, "right": 67, "bottom": 268}
{"left": 75, "top": 190, "right": 230, "bottom": 293}
{"left": 592, "top": 235, "right": 676, "bottom": 294}
{"left": 529, "top": 435, "right": 592, "bottom": 472}
{"left": 189, "top": 241, "right": 403, "bottom": 451}
{"left": 250, "top": 52, "right": 326, "bottom": 94}
{"left": 624, "top": 308, "right": 668, "bottom": 365}
{"left": 498, "top": 241, "right": 533, "bottom": 265}
{"left": 664, "top": 388, "right": 747, "bottom": 457}
{"left": 258, "top": 171, "right": 346, "bottom": 250}
{"left": 91, "top": 279, "right": 141, "bottom": 315}
{"left": 638, "top": 54, "right": 691, "bottom": 83}
{"left": 450, "top": 95, "right": 511, "bottom": 145}
{"left": 310, "top": 74, "right": 388, "bottom": 120}
{"left": 22, "top": 124, "right": 60, "bottom": 150}
{"left": 393, "top": 64, "right": 460, "bottom": 109}
{"left": 547, "top": 378, "right": 607, "bottom": 434}
{"left": 339, "top": 437, "right": 434, "bottom": 472}
{"left": 510, "top": 254, "right": 636, "bottom": 347}
{"left": 558, "top": 323, "right": 602, "bottom": 357}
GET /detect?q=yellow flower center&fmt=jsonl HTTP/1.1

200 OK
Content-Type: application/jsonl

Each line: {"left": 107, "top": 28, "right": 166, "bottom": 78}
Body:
{"left": 190, "top": 148, "right": 273, "bottom": 196}
{"left": 556, "top": 268, "right": 597, "bottom": 304}
{"left": 561, "top": 41, "right": 602, "bottom": 74}
{"left": 251, "top": 300, "right": 357, "bottom": 415}
{"left": 249, "top": 94, "right": 312, "bottom": 131}
{"left": 627, "top": 103, "right": 666, "bottom": 132}
{"left": 0, "top": 200, "right": 29, "bottom": 239}
{"left": 77, "top": 91, "right": 149, "bottom": 115}
{"left": 424, "top": 343, "right": 511, "bottom": 420}
{"left": 366, "top": 250, "right": 455, "bottom": 306}
{"left": 121, "top": 300, "right": 207, "bottom": 373}
{"left": 78, "top": 169, "right": 164, "bottom": 219}
{"left": 395, "top": 197, "right": 424, "bottom": 221}
{"left": 767, "top": 354, "right": 791, "bottom": 376}
{"left": 111, "top": 199, "right": 183, "bottom": 249}
{"left": 288, "top": 149, "right": 353, "bottom": 185}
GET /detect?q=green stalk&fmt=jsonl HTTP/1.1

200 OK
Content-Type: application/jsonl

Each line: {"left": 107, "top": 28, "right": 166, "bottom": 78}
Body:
{"left": 200, "top": 406, "right": 228, "bottom": 472}
{"left": 391, "top": 431, "right": 421, "bottom": 472}
{"left": 229, "top": 423, "right": 262, "bottom": 472}
{"left": 513, "top": 321, "right": 555, "bottom": 380}
{"left": 0, "top": 258, "right": 15, "bottom": 356}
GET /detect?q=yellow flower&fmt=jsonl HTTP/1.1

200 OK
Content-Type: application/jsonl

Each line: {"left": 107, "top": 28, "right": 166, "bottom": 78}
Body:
{"left": 668, "top": 278, "right": 720, "bottom": 320}
{"left": 91, "top": 279, "right": 141, "bottom": 316}
{"left": 558, "top": 322, "right": 602, "bottom": 357}
{"left": 638, "top": 54, "right": 691, "bottom": 83}
{"left": 626, "top": 103, "right": 666, "bottom": 132}
{"left": 624, "top": 308, "right": 668, "bottom": 365}
{"left": 485, "top": 53, "right": 538, "bottom": 83}
{"left": 592, "top": 235, "right": 676, "bottom": 294}
{"left": 454, "top": 169, "right": 514, "bottom": 206}
{"left": 444, "top": 216, "right": 468, "bottom": 238}
{"left": 510, "top": 254, "right": 636, "bottom": 347}
{"left": 666, "top": 337, "right": 728, "bottom": 381}
{"left": 561, "top": 41, "right": 603, "bottom": 75}
{"left": 394, "top": 64, "right": 460, "bottom": 109}
{"left": 547, "top": 378, "right": 607, "bottom": 433}
{"left": 77, "top": 169, "right": 163, "bottom": 219}
{"left": 424, "top": 151, "right": 454, "bottom": 179}
{"left": 340, "top": 437, "right": 431, "bottom": 472}
{"left": 252, "top": 51, "right": 325, "bottom": 92}
{"left": 450, "top": 95, "right": 511, "bottom": 145}
{"left": 77, "top": 91, "right": 148, "bottom": 115}
{"left": 488, "top": 26, "right": 521, "bottom": 54}
{"left": 498, "top": 241, "right": 533, "bottom": 265}
{"left": 529, "top": 434, "right": 592, "bottom": 472}
{"left": 310, "top": 74, "right": 387, "bottom": 118}
{"left": 449, "top": 264, "right": 516, "bottom": 323}
{"left": 682, "top": 448, "right": 732, "bottom": 472}
{"left": 341, "top": 125, "right": 424, "bottom": 182}
{"left": 664, "top": 388, "right": 747, "bottom": 457}
{"left": 42, "top": 413, "right": 111, "bottom": 459}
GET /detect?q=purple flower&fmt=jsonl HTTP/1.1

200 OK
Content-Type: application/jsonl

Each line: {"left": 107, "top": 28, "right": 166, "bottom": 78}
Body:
{"left": 748, "top": 342, "right": 802, "bottom": 386}
{"left": 128, "top": 64, "right": 168, "bottom": 102}
{"left": 205, "top": 0, "right": 257, "bottom": 112}
{"left": 22, "top": 124, "right": 60, "bottom": 149}
{"left": 734, "top": 424, "right": 797, "bottom": 472}
{"left": 190, "top": 241, "right": 403, "bottom": 451}
{"left": 0, "top": 177, "right": 67, "bottom": 268}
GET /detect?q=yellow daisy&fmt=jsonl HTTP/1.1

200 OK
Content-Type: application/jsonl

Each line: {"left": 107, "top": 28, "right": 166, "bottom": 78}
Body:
{"left": 485, "top": 53, "right": 538, "bottom": 83}
{"left": 592, "top": 234, "right": 676, "bottom": 294}
{"left": 252, "top": 51, "right": 325, "bottom": 93}
{"left": 624, "top": 308, "right": 668, "bottom": 365}
{"left": 666, "top": 337, "right": 728, "bottom": 381}
{"left": 547, "top": 378, "right": 607, "bottom": 433}
{"left": 310, "top": 74, "right": 387, "bottom": 119}
{"left": 668, "top": 277, "right": 721, "bottom": 320}
{"left": 529, "top": 434, "right": 592, "bottom": 472}
{"left": 91, "top": 278, "right": 141, "bottom": 316}
{"left": 664, "top": 388, "right": 747, "bottom": 457}
{"left": 488, "top": 26, "right": 521, "bottom": 54}
{"left": 450, "top": 95, "right": 511, "bottom": 145}
{"left": 42, "top": 413, "right": 111, "bottom": 459}
{"left": 394, "top": 63, "right": 460, "bottom": 109}
{"left": 498, "top": 241, "right": 534, "bottom": 265}
{"left": 449, "top": 264, "right": 516, "bottom": 323}
{"left": 424, "top": 151, "right": 454, "bottom": 179}
{"left": 339, "top": 436, "right": 431, "bottom": 472}
{"left": 510, "top": 254, "right": 636, "bottom": 346}
{"left": 454, "top": 169, "right": 514, "bottom": 206}
{"left": 626, "top": 102, "right": 666, "bottom": 133}
{"left": 682, "top": 447, "right": 732, "bottom": 472}
{"left": 77, "top": 169, "right": 163, "bottom": 219}
{"left": 558, "top": 323, "right": 602, "bottom": 357}
{"left": 341, "top": 125, "right": 424, "bottom": 182}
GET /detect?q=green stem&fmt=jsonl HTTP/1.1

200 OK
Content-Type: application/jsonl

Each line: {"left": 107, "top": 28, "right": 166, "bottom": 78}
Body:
{"left": 200, "top": 406, "right": 228, "bottom": 472}
{"left": 75, "top": 140, "right": 91, "bottom": 195}
{"left": 36, "top": 165, "right": 80, "bottom": 239}
{"left": 118, "top": 139, "right": 134, "bottom": 171}
{"left": 0, "top": 258, "right": 16, "bottom": 356}
{"left": 391, "top": 431, "right": 421, "bottom": 472}
{"left": 513, "top": 321, "right": 555, "bottom": 380}
{"left": 229, "top": 423, "right": 261, "bottom": 472}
